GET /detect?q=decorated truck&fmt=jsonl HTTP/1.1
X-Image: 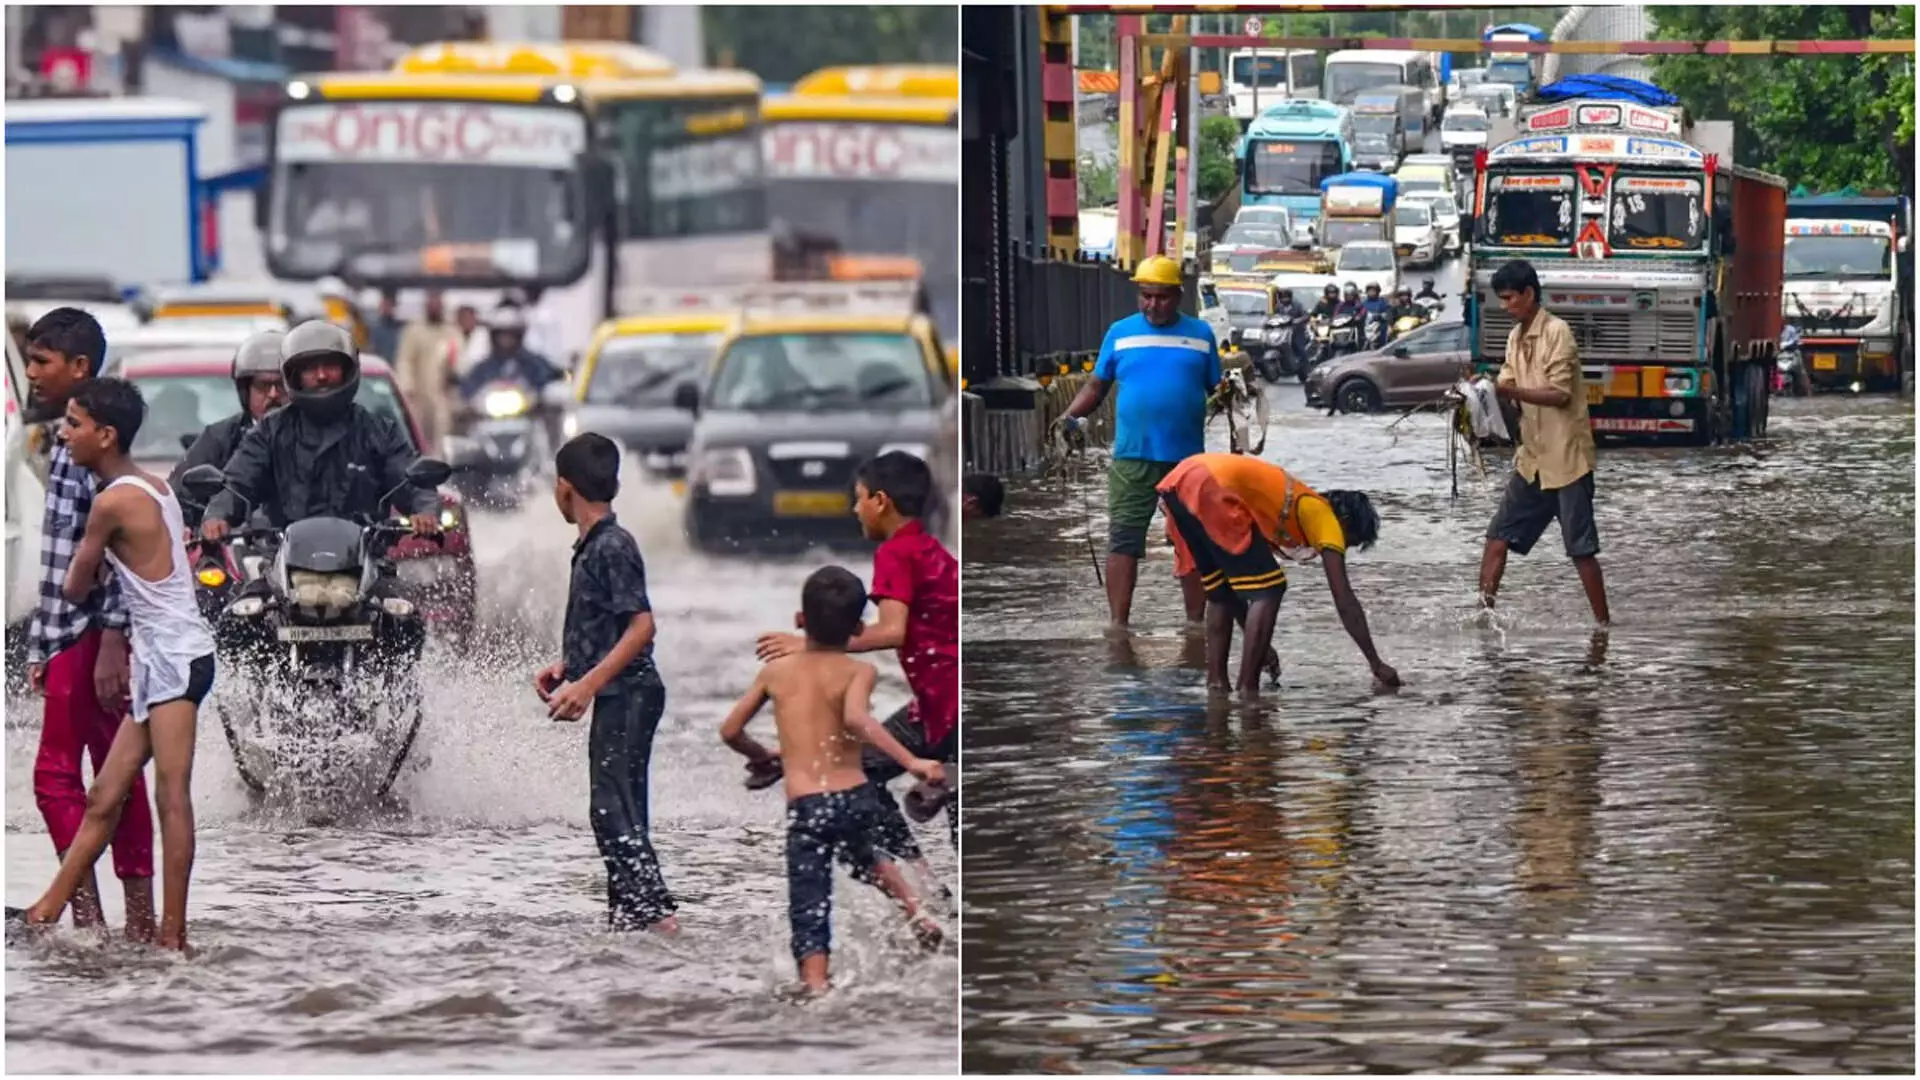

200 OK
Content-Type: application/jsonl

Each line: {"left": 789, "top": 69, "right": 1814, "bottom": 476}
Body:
{"left": 1781, "top": 192, "right": 1913, "bottom": 392}
{"left": 1468, "top": 76, "right": 1788, "bottom": 443}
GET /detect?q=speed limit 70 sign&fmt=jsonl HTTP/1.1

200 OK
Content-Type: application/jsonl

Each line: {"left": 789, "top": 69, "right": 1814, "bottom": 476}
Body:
{"left": 1243, "top": 16, "right": 1263, "bottom": 37}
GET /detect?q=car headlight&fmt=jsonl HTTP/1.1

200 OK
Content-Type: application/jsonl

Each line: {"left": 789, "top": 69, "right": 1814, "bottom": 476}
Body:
{"left": 482, "top": 388, "right": 531, "bottom": 419}
{"left": 696, "top": 447, "right": 756, "bottom": 497}
{"left": 879, "top": 442, "right": 931, "bottom": 460}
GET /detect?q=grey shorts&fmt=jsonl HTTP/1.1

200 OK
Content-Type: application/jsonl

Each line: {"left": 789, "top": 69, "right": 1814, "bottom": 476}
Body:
{"left": 1486, "top": 470, "right": 1600, "bottom": 559}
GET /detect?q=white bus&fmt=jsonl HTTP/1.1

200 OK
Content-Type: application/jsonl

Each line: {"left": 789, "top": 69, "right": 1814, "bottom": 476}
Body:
{"left": 1322, "top": 49, "right": 1442, "bottom": 130}
{"left": 1226, "top": 49, "right": 1322, "bottom": 126}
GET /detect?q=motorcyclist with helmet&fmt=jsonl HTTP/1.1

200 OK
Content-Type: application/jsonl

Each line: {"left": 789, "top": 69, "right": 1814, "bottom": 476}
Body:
{"left": 201, "top": 321, "right": 442, "bottom": 541}
{"left": 1415, "top": 278, "right": 1442, "bottom": 304}
{"left": 1337, "top": 283, "right": 1365, "bottom": 317}
{"left": 1387, "top": 286, "right": 1423, "bottom": 325}
{"left": 1273, "top": 289, "right": 1304, "bottom": 322}
{"left": 457, "top": 304, "right": 565, "bottom": 401}
{"left": 1309, "top": 283, "right": 1342, "bottom": 321}
{"left": 1360, "top": 283, "right": 1391, "bottom": 318}
{"left": 169, "top": 330, "right": 288, "bottom": 529}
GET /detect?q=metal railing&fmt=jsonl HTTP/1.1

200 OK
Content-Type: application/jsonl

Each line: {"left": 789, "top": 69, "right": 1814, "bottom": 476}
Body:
{"left": 965, "top": 245, "right": 1202, "bottom": 385}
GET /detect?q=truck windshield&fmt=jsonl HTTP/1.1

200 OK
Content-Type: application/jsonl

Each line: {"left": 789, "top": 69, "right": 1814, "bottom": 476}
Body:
{"left": 1610, "top": 176, "right": 1704, "bottom": 251}
{"left": 1324, "top": 62, "right": 1404, "bottom": 105}
{"left": 1352, "top": 113, "right": 1397, "bottom": 136}
{"left": 1247, "top": 140, "right": 1343, "bottom": 195}
{"left": 1483, "top": 173, "right": 1574, "bottom": 247}
{"left": 1323, "top": 219, "right": 1383, "bottom": 247}
{"left": 1784, "top": 234, "right": 1893, "bottom": 280}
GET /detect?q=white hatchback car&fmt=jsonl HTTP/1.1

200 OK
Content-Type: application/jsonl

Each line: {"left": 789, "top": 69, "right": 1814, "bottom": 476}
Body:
{"left": 1393, "top": 201, "right": 1443, "bottom": 269}
{"left": 1332, "top": 240, "right": 1401, "bottom": 299}
{"left": 1403, "top": 191, "right": 1463, "bottom": 256}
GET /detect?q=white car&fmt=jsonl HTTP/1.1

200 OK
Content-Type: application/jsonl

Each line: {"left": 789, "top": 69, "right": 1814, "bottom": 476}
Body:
{"left": 1392, "top": 201, "right": 1443, "bottom": 269}
{"left": 1233, "top": 204, "right": 1304, "bottom": 248}
{"left": 1333, "top": 240, "right": 1400, "bottom": 299}
{"left": 1404, "top": 191, "right": 1462, "bottom": 256}
{"left": 1441, "top": 105, "right": 1492, "bottom": 154}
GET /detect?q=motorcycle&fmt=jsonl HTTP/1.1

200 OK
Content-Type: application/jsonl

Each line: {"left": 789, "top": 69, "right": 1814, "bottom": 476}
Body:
{"left": 1392, "top": 310, "right": 1430, "bottom": 340}
{"left": 1776, "top": 327, "right": 1811, "bottom": 397}
{"left": 446, "top": 379, "right": 564, "bottom": 511}
{"left": 1415, "top": 294, "right": 1446, "bottom": 320}
{"left": 177, "top": 458, "right": 453, "bottom": 802}
{"left": 1301, "top": 312, "right": 1362, "bottom": 380}
{"left": 1255, "top": 312, "right": 1302, "bottom": 381}
{"left": 1362, "top": 309, "right": 1390, "bottom": 352}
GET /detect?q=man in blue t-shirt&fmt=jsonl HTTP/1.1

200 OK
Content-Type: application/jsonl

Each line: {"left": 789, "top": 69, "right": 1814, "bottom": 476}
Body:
{"left": 1055, "top": 255, "right": 1222, "bottom": 634}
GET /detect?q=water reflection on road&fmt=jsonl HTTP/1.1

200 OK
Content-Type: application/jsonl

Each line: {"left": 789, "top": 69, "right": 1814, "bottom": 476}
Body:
{"left": 961, "top": 388, "right": 1913, "bottom": 1073}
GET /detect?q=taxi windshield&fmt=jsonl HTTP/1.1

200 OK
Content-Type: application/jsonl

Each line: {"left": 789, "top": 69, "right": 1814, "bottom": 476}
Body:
{"left": 709, "top": 332, "right": 934, "bottom": 412}
{"left": 586, "top": 332, "right": 723, "bottom": 406}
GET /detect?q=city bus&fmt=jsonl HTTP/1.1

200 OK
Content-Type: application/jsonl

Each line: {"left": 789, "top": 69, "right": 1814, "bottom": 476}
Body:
{"left": 257, "top": 41, "right": 768, "bottom": 364}
{"left": 761, "top": 65, "right": 958, "bottom": 339}
{"left": 1239, "top": 99, "right": 1353, "bottom": 236}
{"left": 1323, "top": 49, "right": 1442, "bottom": 129}
{"left": 1224, "top": 49, "right": 1321, "bottom": 128}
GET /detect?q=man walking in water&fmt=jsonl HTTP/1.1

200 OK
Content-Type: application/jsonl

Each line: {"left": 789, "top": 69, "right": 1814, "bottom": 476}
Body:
{"left": 1053, "top": 255, "right": 1219, "bottom": 635}
{"left": 1477, "top": 259, "right": 1611, "bottom": 625}
{"left": 21, "top": 378, "right": 217, "bottom": 951}
{"left": 20, "top": 308, "right": 154, "bottom": 940}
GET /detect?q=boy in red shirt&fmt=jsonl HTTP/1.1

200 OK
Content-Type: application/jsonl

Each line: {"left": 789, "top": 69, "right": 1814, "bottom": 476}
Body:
{"left": 758, "top": 451, "right": 958, "bottom": 872}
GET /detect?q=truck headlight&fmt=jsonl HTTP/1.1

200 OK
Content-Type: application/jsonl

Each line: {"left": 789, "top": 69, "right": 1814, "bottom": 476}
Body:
{"left": 696, "top": 447, "right": 756, "bottom": 497}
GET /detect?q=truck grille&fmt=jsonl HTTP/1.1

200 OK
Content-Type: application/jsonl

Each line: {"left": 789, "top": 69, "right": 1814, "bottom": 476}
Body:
{"left": 1480, "top": 309, "right": 1698, "bottom": 364}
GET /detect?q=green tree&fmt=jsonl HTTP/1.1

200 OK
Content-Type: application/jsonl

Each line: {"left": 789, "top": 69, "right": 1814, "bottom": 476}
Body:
{"left": 1650, "top": 6, "right": 1914, "bottom": 196}
{"left": 1080, "top": 154, "right": 1118, "bottom": 208}
{"left": 1197, "top": 115, "right": 1240, "bottom": 202}
{"left": 702, "top": 6, "right": 956, "bottom": 85}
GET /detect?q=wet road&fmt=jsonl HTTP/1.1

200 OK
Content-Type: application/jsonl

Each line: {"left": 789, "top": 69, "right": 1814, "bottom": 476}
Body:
{"left": 6, "top": 470, "right": 957, "bottom": 1073}
{"left": 960, "top": 388, "right": 1914, "bottom": 1073}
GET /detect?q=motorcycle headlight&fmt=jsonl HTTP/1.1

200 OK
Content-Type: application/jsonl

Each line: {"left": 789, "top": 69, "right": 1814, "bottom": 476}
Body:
{"left": 696, "top": 447, "right": 756, "bottom": 498}
{"left": 228, "top": 596, "right": 265, "bottom": 618}
{"left": 1264, "top": 330, "right": 1287, "bottom": 344}
{"left": 289, "top": 570, "right": 361, "bottom": 615}
{"left": 561, "top": 413, "right": 580, "bottom": 438}
{"left": 482, "top": 388, "right": 531, "bottom": 419}
{"left": 438, "top": 507, "right": 460, "bottom": 531}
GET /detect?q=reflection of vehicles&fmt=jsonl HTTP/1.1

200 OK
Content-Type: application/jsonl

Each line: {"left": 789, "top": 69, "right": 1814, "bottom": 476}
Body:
{"left": 117, "top": 349, "right": 479, "bottom": 640}
{"left": 177, "top": 459, "right": 452, "bottom": 800}
{"left": 1239, "top": 99, "right": 1353, "bottom": 236}
{"left": 762, "top": 65, "right": 959, "bottom": 341}
{"left": 1225, "top": 49, "right": 1321, "bottom": 127}
{"left": 260, "top": 42, "right": 767, "bottom": 365}
{"left": 1470, "top": 78, "right": 1788, "bottom": 442}
{"left": 1483, "top": 23, "right": 1548, "bottom": 94}
{"left": 7, "top": 98, "right": 220, "bottom": 287}
{"left": 1780, "top": 194, "right": 1913, "bottom": 392}
{"left": 566, "top": 312, "right": 731, "bottom": 478}
{"left": 1318, "top": 171, "right": 1396, "bottom": 251}
{"left": 1323, "top": 49, "right": 1441, "bottom": 129}
{"left": 1211, "top": 220, "right": 1297, "bottom": 273}
{"left": 681, "top": 311, "right": 953, "bottom": 553}
{"left": 1403, "top": 191, "right": 1462, "bottom": 255}
{"left": 1440, "top": 104, "right": 1491, "bottom": 167}
{"left": 1306, "top": 319, "right": 1472, "bottom": 413}
{"left": 1393, "top": 199, "right": 1441, "bottom": 268}
{"left": 1333, "top": 240, "right": 1400, "bottom": 298}
{"left": 1348, "top": 92, "right": 1404, "bottom": 172}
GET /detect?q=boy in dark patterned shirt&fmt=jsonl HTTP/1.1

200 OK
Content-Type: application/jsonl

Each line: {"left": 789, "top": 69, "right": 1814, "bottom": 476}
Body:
{"left": 534, "top": 434, "right": 677, "bottom": 932}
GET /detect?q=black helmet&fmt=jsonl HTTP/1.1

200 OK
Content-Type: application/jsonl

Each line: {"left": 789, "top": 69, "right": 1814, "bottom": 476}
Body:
{"left": 1422, "top": 278, "right": 1436, "bottom": 290}
{"left": 1323, "top": 283, "right": 1339, "bottom": 297}
{"left": 231, "top": 329, "right": 285, "bottom": 414}
{"left": 280, "top": 319, "right": 360, "bottom": 424}
{"left": 1342, "top": 282, "right": 1359, "bottom": 298}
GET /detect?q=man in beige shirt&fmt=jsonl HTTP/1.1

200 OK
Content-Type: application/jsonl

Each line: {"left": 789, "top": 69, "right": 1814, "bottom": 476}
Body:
{"left": 1477, "top": 260, "right": 1611, "bottom": 626}
{"left": 393, "top": 290, "right": 463, "bottom": 456}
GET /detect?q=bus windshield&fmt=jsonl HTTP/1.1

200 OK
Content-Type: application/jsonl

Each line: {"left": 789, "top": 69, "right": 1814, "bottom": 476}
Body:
{"left": 1609, "top": 176, "right": 1704, "bottom": 251}
{"left": 268, "top": 102, "right": 591, "bottom": 284}
{"left": 1231, "top": 54, "right": 1291, "bottom": 89}
{"left": 1325, "top": 62, "right": 1405, "bottom": 104}
{"left": 1247, "top": 140, "right": 1344, "bottom": 195}
{"left": 1483, "top": 173, "right": 1574, "bottom": 247}
{"left": 1784, "top": 234, "right": 1894, "bottom": 280}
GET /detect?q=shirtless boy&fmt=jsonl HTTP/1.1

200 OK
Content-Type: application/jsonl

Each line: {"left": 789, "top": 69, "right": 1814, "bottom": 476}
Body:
{"left": 19, "top": 378, "right": 217, "bottom": 950}
{"left": 720, "top": 565, "right": 947, "bottom": 993}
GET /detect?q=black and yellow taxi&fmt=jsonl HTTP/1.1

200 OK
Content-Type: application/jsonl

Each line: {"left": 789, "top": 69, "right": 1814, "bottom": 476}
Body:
{"left": 679, "top": 309, "right": 953, "bottom": 553}
{"left": 565, "top": 310, "right": 732, "bottom": 479}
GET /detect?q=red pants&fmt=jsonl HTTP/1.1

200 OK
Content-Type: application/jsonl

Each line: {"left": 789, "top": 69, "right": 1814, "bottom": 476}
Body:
{"left": 36, "top": 628, "right": 153, "bottom": 879}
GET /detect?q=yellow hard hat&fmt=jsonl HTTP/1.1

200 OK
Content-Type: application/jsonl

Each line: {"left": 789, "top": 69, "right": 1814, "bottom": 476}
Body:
{"left": 1132, "top": 255, "right": 1183, "bottom": 288}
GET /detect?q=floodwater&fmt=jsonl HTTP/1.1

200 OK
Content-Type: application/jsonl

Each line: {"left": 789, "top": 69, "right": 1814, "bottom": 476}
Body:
{"left": 6, "top": 470, "right": 957, "bottom": 1073}
{"left": 961, "top": 386, "right": 1914, "bottom": 1073}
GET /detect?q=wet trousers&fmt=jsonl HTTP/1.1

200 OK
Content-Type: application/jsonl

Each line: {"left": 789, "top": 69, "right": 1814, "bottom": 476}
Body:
{"left": 36, "top": 628, "right": 153, "bottom": 879}
{"left": 860, "top": 704, "right": 958, "bottom": 861}
{"left": 588, "top": 683, "right": 676, "bottom": 928}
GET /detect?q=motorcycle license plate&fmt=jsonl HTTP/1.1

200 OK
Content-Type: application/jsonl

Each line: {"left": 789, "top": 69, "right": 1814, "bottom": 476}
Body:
{"left": 1812, "top": 353, "right": 1839, "bottom": 371}
{"left": 278, "top": 625, "right": 374, "bottom": 643}
{"left": 1587, "top": 385, "right": 1605, "bottom": 404}
{"left": 773, "top": 491, "right": 849, "bottom": 517}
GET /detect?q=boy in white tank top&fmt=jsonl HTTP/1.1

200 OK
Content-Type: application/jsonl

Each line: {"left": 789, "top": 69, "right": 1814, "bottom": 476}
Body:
{"left": 16, "top": 378, "right": 217, "bottom": 952}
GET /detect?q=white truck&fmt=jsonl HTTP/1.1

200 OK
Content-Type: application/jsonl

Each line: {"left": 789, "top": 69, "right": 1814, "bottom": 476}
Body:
{"left": 5, "top": 97, "right": 217, "bottom": 289}
{"left": 1782, "top": 194, "right": 1914, "bottom": 392}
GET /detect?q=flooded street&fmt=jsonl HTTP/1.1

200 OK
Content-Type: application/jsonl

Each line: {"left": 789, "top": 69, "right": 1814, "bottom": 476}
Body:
{"left": 6, "top": 471, "right": 957, "bottom": 1073}
{"left": 961, "top": 388, "right": 1913, "bottom": 1073}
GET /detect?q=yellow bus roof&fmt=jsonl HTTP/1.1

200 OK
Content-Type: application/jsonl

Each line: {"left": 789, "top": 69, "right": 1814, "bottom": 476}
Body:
{"left": 791, "top": 65, "right": 957, "bottom": 100}
{"left": 763, "top": 94, "right": 956, "bottom": 124}
{"left": 307, "top": 68, "right": 760, "bottom": 105}
{"left": 394, "top": 41, "right": 674, "bottom": 80}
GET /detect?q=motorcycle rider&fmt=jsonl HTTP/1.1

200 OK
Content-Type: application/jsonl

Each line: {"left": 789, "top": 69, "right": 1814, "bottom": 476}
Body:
{"left": 1387, "top": 287, "right": 1424, "bottom": 326}
{"left": 169, "top": 331, "right": 288, "bottom": 528}
{"left": 1361, "top": 284, "right": 1391, "bottom": 318}
{"left": 1337, "top": 283, "right": 1365, "bottom": 317}
{"left": 1273, "top": 289, "right": 1304, "bottom": 321}
{"left": 1309, "top": 283, "right": 1342, "bottom": 321}
{"left": 201, "top": 321, "right": 442, "bottom": 542}
{"left": 458, "top": 304, "right": 565, "bottom": 401}
{"left": 1415, "top": 278, "right": 1443, "bottom": 305}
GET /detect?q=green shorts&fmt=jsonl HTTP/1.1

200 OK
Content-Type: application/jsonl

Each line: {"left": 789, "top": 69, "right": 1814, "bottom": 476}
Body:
{"left": 1107, "top": 458, "right": 1179, "bottom": 557}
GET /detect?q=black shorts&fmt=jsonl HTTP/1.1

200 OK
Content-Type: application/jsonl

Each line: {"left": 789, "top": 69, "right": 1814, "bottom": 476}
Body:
{"left": 1161, "top": 494, "right": 1289, "bottom": 604}
{"left": 1485, "top": 470, "right": 1600, "bottom": 559}
{"left": 786, "top": 783, "right": 889, "bottom": 961}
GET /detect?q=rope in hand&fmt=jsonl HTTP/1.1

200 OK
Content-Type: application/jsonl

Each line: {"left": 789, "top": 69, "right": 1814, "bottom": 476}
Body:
{"left": 1046, "top": 417, "right": 1105, "bottom": 589}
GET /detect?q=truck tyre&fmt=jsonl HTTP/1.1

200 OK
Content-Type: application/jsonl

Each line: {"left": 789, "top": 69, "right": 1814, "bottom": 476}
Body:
{"left": 1731, "top": 360, "right": 1752, "bottom": 440}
